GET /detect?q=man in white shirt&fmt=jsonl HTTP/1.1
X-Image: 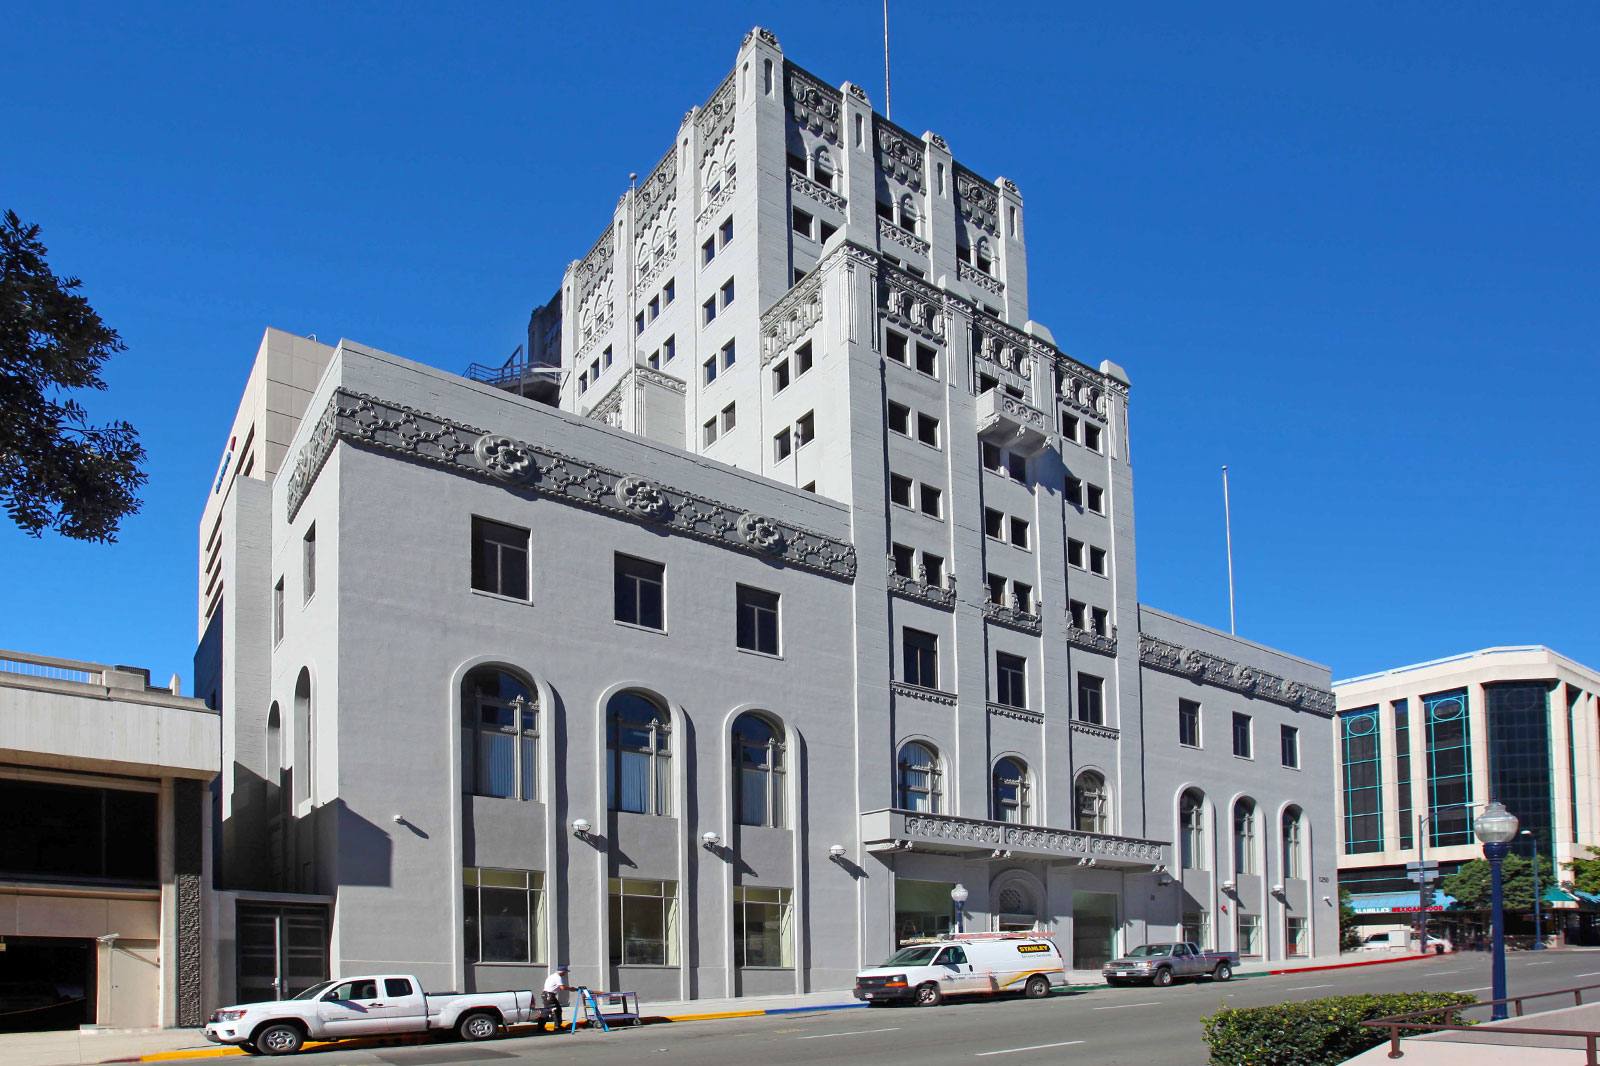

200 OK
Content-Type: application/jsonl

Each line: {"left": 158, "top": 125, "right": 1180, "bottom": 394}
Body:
{"left": 542, "top": 965, "right": 576, "bottom": 1032}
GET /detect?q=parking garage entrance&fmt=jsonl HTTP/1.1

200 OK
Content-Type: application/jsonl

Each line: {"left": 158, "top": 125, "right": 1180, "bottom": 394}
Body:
{"left": 0, "top": 937, "right": 95, "bottom": 1032}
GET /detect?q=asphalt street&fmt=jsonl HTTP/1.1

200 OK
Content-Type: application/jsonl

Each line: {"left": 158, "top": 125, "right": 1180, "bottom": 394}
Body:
{"left": 265, "top": 950, "right": 1600, "bottom": 1066}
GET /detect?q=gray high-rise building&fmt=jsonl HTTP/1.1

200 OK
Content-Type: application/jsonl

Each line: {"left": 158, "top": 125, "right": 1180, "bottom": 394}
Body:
{"left": 197, "top": 28, "right": 1338, "bottom": 1007}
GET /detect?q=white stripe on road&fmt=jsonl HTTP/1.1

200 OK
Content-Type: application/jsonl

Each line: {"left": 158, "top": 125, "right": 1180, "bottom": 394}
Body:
{"left": 798, "top": 1027, "right": 900, "bottom": 1039}
{"left": 1285, "top": 984, "right": 1334, "bottom": 991}
{"left": 1526, "top": 962, "right": 1555, "bottom": 966}
{"left": 1422, "top": 970, "right": 1461, "bottom": 975}
{"left": 977, "top": 1041, "right": 1086, "bottom": 1056}
{"left": 1093, "top": 1001, "right": 1160, "bottom": 1010}
{"left": 1455, "top": 986, "right": 1492, "bottom": 992}
{"left": 1577, "top": 972, "right": 1600, "bottom": 978}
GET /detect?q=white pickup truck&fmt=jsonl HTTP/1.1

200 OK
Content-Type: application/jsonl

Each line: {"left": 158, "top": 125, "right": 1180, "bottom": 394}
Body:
{"left": 203, "top": 975, "right": 549, "bottom": 1055}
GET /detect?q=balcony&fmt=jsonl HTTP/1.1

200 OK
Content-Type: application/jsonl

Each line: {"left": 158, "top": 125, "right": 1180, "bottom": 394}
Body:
{"left": 862, "top": 809, "right": 1169, "bottom": 869}
{"left": 975, "top": 390, "right": 1049, "bottom": 457}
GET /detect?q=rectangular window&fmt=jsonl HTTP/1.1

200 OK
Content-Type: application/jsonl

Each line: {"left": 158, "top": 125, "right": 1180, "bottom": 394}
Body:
{"left": 1424, "top": 689, "right": 1473, "bottom": 846}
{"left": 579, "top": 371, "right": 588, "bottom": 392}
{"left": 1179, "top": 699, "right": 1201, "bottom": 748}
{"left": 890, "top": 473, "right": 912, "bottom": 507}
{"left": 702, "top": 418, "right": 718, "bottom": 447}
{"left": 0, "top": 779, "right": 157, "bottom": 884}
{"left": 1087, "top": 484, "right": 1105, "bottom": 514}
{"left": 1077, "top": 674, "right": 1105, "bottom": 725}
{"left": 795, "top": 410, "right": 815, "bottom": 447}
{"left": 722, "top": 339, "right": 736, "bottom": 369}
{"left": 721, "top": 403, "right": 736, "bottom": 433}
{"left": 1089, "top": 546, "right": 1107, "bottom": 575}
{"left": 818, "top": 220, "right": 837, "bottom": 242}
{"left": 720, "top": 217, "right": 734, "bottom": 247}
{"left": 647, "top": 351, "right": 660, "bottom": 370}
{"left": 1091, "top": 607, "right": 1108, "bottom": 635}
{"left": 918, "top": 483, "right": 941, "bottom": 517}
{"left": 609, "top": 878, "right": 679, "bottom": 966}
{"left": 1061, "top": 413, "right": 1080, "bottom": 442}
{"left": 978, "top": 372, "right": 997, "bottom": 394}
{"left": 888, "top": 401, "right": 911, "bottom": 436}
{"left": 986, "top": 572, "right": 1007, "bottom": 605}
{"left": 703, "top": 296, "right": 717, "bottom": 324}
{"left": 1067, "top": 539, "right": 1085, "bottom": 568}
{"left": 664, "top": 280, "right": 675, "bottom": 304}
{"left": 302, "top": 525, "right": 316, "bottom": 601}
{"left": 996, "top": 652, "right": 1027, "bottom": 709}
{"left": 922, "top": 553, "right": 944, "bottom": 587}
{"left": 792, "top": 207, "right": 813, "bottom": 237}
{"left": 915, "top": 343, "right": 937, "bottom": 377}
{"left": 471, "top": 517, "right": 530, "bottom": 600}
{"left": 1013, "top": 582, "right": 1033, "bottom": 613}
{"left": 1069, "top": 599, "right": 1087, "bottom": 629}
{"left": 703, "top": 355, "right": 717, "bottom": 386}
{"left": 635, "top": 312, "right": 645, "bottom": 335}
{"left": 916, "top": 412, "right": 940, "bottom": 447}
{"left": 1008, "top": 453, "right": 1027, "bottom": 482}
{"left": 614, "top": 554, "right": 665, "bottom": 631}
{"left": 702, "top": 236, "right": 716, "bottom": 265}
{"left": 1286, "top": 916, "right": 1308, "bottom": 958}
{"left": 273, "top": 578, "right": 284, "bottom": 643}
{"left": 984, "top": 508, "right": 1004, "bottom": 539}
{"left": 787, "top": 152, "right": 807, "bottom": 174}
{"left": 1281, "top": 724, "right": 1299, "bottom": 769}
{"left": 796, "top": 341, "right": 813, "bottom": 375}
{"left": 1233, "top": 712, "right": 1253, "bottom": 759}
{"left": 663, "top": 335, "right": 676, "bottom": 362}
{"left": 721, "top": 278, "right": 735, "bottom": 307}
{"left": 463, "top": 868, "right": 545, "bottom": 965}
{"left": 1237, "top": 914, "right": 1260, "bottom": 958}
{"left": 1341, "top": 706, "right": 1383, "bottom": 854}
{"left": 1066, "top": 477, "right": 1084, "bottom": 506}
{"left": 891, "top": 542, "right": 915, "bottom": 578}
{"left": 734, "top": 886, "right": 794, "bottom": 968}
{"left": 736, "top": 585, "right": 780, "bottom": 655}
{"left": 1084, "top": 423, "right": 1103, "bottom": 452}
{"left": 1395, "top": 699, "right": 1414, "bottom": 850}
{"left": 982, "top": 442, "right": 1003, "bottom": 472}
{"left": 903, "top": 628, "right": 939, "bottom": 689}
{"left": 648, "top": 296, "right": 660, "bottom": 319}
{"left": 604, "top": 346, "right": 613, "bottom": 369}
{"left": 773, "top": 427, "right": 792, "bottom": 460}
{"left": 773, "top": 359, "right": 790, "bottom": 393}
{"left": 1009, "top": 517, "right": 1029, "bottom": 548}
{"left": 886, "top": 330, "right": 909, "bottom": 364}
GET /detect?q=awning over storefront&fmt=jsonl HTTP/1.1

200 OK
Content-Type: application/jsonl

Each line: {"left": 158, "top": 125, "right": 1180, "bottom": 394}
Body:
{"left": 1349, "top": 891, "right": 1458, "bottom": 914}
{"left": 861, "top": 809, "right": 1171, "bottom": 869}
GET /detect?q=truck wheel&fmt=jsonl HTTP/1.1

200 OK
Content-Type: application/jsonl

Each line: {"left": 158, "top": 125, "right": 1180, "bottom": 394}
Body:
{"left": 1024, "top": 976, "right": 1051, "bottom": 999}
{"left": 1152, "top": 967, "right": 1174, "bottom": 988}
{"left": 1213, "top": 963, "right": 1233, "bottom": 982}
{"left": 458, "top": 1011, "right": 500, "bottom": 1041}
{"left": 254, "top": 1023, "right": 304, "bottom": 1056}
{"left": 238, "top": 1042, "right": 260, "bottom": 1055}
{"left": 914, "top": 982, "right": 943, "bottom": 1007}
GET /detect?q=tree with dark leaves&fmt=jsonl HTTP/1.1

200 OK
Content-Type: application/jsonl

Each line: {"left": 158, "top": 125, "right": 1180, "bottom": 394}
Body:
{"left": 0, "top": 210, "right": 145, "bottom": 541}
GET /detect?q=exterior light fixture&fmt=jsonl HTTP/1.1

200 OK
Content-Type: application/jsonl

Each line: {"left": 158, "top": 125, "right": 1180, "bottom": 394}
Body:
{"left": 702, "top": 831, "right": 723, "bottom": 849}
{"left": 1474, "top": 801, "right": 1519, "bottom": 1019}
{"left": 1271, "top": 883, "right": 1285, "bottom": 897}
{"left": 950, "top": 883, "right": 970, "bottom": 933}
{"left": 571, "top": 818, "right": 592, "bottom": 837}
{"left": 1221, "top": 879, "right": 1237, "bottom": 893}
{"left": 828, "top": 844, "right": 847, "bottom": 861}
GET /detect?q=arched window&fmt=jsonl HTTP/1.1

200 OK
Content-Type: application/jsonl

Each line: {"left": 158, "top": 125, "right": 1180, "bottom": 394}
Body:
{"left": 1234, "top": 798, "right": 1258, "bottom": 876}
{"left": 608, "top": 692, "right": 671, "bottom": 815}
{"left": 1180, "top": 789, "right": 1206, "bottom": 869}
{"left": 1075, "top": 771, "right": 1109, "bottom": 834}
{"left": 462, "top": 668, "right": 538, "bottom": 800}
{"left": 812, "top": 146, "right": 834, "bottom": 189}
{"left": 898, "top": 194, "right": 920, "bottom": 236}
{"left": 733, "top": 713, "right": 785, "bottom": 828}
{"left": 897, "top": 742, "right": 942, "bottom": 812}
{"left": 992, "top": 758, "right": 1030, "bottom": 824}
{"left": 1282, "top": 806, "right": 1304, "bottom": 880}
{"left": 293, "top": 669, "right": 312, "bottom": 806}
{"left": 975, "top": 237, "right": 994, "bottom": 274}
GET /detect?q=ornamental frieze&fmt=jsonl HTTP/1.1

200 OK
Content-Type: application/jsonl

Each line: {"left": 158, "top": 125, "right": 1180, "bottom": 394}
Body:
{"left": 1138, "top": 632, "right": 1336, "bottom": 717}
{"left": 879, "top": 269, "right": 945, "bottom": 341}
{"left": 874, "top": 118, "right": 925, "bottom": 191}
{"left": 787, "top": 65, "right": 841, "bottom": 143}
{"left": 897, "top": 812, "right": 1165, "bottom": 864}
{"left": 954, "top": 166, "right": 998, "bottom": 233}
{"left": 634, "top": 147, "right": 677, "bottom": 231}
{"left": 286, "top": 390, "right": 857, "bottom": 582}
{"left": 697, "top": 73, "right": 737, "bottom": 164}
{"left": 760, "top": 267, "right": 826, "bottom": 364}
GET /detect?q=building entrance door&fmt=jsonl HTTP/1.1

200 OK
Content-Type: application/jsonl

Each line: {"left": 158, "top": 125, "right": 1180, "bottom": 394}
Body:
{"left": 236, "top": 903, "right": 329, "bottom": 1004}
{"left": 1071, "top": 891, "right": 1119, "bottom": 969}
{"left": 0, "top": 937, "right": 95, "bottom": 1032}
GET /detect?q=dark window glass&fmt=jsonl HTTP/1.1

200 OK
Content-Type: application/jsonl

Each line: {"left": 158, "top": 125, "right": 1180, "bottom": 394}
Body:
{"left": 607, "top": 694, "right": 671, "bottom": 815}
{"left": 1007, "top": 454, "right": 1027, "bottom": 482}
{"left": 302, "top": 525, "right": 316, "bottom": 601}
{"left": 903, "top": 628, "right": 938, "bottom": 689}
{"left": 1179, "top": 699, "right": 1201, "bottom": 747}
{"left": 1233, "top": 712, "right": 1253, "bottom": 759}
{"left": 736, "top": 585, "right": 781, "bottom": 655}
{"left": 385, "top": 978, "right": 413, "bottom": 998}
{"left": 1424, "top": 689, "right": 1473, "bottom": 846}
{"left": 1486, "top": 682, "right": 1554, "bottom": 847}
{"left": 1076, "top": 674, "right": 1104, "bottom": 725}
{"left": 996, "top": 652, "right": 1026, "bottom": 708}
{"left": 1281, "top": 724, "right": 1299, "bottom": 768}
{"left": 1395, "top": 700, "right": 1414, "bottom": 849}
{"left": 0, "top": 781, "right": 157, "bottom": 883}
{"left": 614, "top": 554, "right": 665, "bottom": 630}
{"left": 915, "top": 344, "right": 937, "bottom": 377}
{"left": 479, "top": 886, "right": 531, "bottom": 962}
{"left": 472, "top": 517, "right": 530, "bottom": 599}
{"left": 1341, "top": 707, "right": 1383, "bottom": 853}
{"left": 891, "top": 543, "right": 915, "bottom": 578}
{"left": 886, "top": 331, "right": 909, "bottom": 364}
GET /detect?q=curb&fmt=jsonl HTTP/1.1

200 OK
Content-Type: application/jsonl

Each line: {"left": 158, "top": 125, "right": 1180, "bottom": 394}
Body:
{"left": 1264, "top": 953, "right": 1435, "bottom": 976}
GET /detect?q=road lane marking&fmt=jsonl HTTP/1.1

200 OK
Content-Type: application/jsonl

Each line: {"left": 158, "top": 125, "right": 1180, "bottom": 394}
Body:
{"left": 1576, "top": 972, "right": 1600, "bottom": 977}
{"left": 798, "top": 1027, "right": 900, "bottom": 1039}
{"left": 1422, "top": 970, "right": 1461, "bottom": 975}
{"left": 977, "top": 1041, "right": 1086, "bottom": 1056}
{"left": 1093, "top": 1001, "right": 1160, "bottom": 1010}
{"left": 1455, "top": 986, "right": 1492, "bottom": 992}
{"left": 1285, "top": 984, "right": 1333, "bottom": 991}
{"left": 1526, "top": 962, "right": 1555, "bottom": 966}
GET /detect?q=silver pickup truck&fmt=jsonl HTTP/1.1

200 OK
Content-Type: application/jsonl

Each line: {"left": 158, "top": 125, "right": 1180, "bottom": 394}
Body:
{"left": 1101, "top": 942, "right": 1239, "bottom": 987}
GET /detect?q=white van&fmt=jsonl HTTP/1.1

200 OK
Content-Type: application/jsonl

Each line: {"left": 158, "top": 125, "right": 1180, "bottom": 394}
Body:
{"left": 853, "top": 933, "right": 1067, "bottom": 1007}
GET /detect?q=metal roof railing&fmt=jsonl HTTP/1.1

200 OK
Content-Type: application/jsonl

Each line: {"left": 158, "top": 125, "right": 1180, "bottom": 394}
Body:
{"left": 1362, "top": 981, "right": 1600, "bottom": 1063}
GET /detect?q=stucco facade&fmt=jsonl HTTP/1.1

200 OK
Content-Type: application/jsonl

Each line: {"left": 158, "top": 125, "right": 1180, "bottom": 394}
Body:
{"left": 199, "top": 29, "right": 1339, "bottom": 1005}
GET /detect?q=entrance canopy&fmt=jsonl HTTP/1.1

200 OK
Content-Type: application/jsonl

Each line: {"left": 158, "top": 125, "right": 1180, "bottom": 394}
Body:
{"left": 862, "top": 809, "right": 1170, "bottom": 870}
{"left": 1348, "top": 890, "right": 1459, "bottom": 914}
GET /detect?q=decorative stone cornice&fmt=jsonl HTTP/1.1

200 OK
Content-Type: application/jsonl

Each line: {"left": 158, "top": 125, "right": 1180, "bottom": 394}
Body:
{"left": 1138, "top": 632, "right": 1336, "bottom": 717}
{"left": 1058, "top": 357, "right": 1111, "bottom": 419}
{"left": 887, "top": 557, "right": 956, "bottom": 609}
{"left": 881, "top": 810, "right": 1166, "bottom": 865}
{"left": 890, "top": 682, "right": 957, "bottom": 706}
{"left": 1070, "top": 719, "right": 1121, "bottom": 741}
{"left": 879, "top": 266, "right": 945, "bottom": 341}
{"left": 878, "top": 215, "right": 930, "bottom": 257}
{"left": 575, "top": 225, "right": 613, "bottom": 306}
{"left": 787, "top": 64, "right": 841, "bottom": 143}
{"left": 958, "top": 259, "right": 1003, "bottom": 295}
{"left": 789, "top": 170, "right": 845, "bottom": 212}
{"left": 760, "top": 266, "right": 826, "bottom": 365}
{"left": 874, "top": 117, "right": 925, "bottom": 191}
{"left": 635, "top": 232, "right": 676, "bottom": 292}
{"left": 635, "top": 147, "right": 676, "bottom": 231}
{"left": 983, "top": 599, "right": 1042, "bottom": 635}
{"left": 954, "top": 166, "right": 998, "bottom": 233}
{"left": 634, "top": 366, "right": 686, "bottom": 395}
{"left": 741, "top": 26, "right": 779, "bottom": 48}
{"left": 696, "top": 169, "right": 737, "bottom": 230}
{"left": 988, "top": 702, "right": 1042, "bottom": 725}
{"left": 286, "top": 389, "right": 858, "bottom": 582}
{"left": 697, "top": 72, "right": 736, "bottom": 164}
{"left": 1067, "top": 625, "right": 1118, "bottom": 656}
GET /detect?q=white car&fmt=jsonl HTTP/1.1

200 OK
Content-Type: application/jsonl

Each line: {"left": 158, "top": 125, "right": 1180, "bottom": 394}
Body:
{"left": 853, "top": 933, "right": 1067, "bottom": 1007}
{"left": 203, "top": 974, "right": 548, "bottom": 1055}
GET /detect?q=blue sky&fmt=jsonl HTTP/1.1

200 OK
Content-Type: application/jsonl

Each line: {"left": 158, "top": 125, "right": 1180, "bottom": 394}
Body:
{"left": 3, "top": 2, "right": 1595, "bottom": 685}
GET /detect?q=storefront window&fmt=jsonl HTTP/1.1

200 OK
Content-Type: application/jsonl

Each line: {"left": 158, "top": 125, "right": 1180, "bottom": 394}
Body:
{"left": 463, "top": 867, "right": 544, "bottom": 964}
{"left": 733, "top": 886, "right": 793, "bottom": 967}
{"left": 608, "top": 878, "right": 679, "bottom": 965}
{"left": 894, "top": 879, "right": 955, "bottom": 944}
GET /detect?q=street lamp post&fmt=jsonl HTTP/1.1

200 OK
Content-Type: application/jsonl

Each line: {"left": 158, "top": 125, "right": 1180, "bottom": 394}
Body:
{"left": 1522, "top": 830, "right": 1545, "bottom": 950}
{"left": 1474, "top": 802, "right": 1520, "bottom": 1020}
{"left": 951, "top": 883, "right": 969, "bottom": 935}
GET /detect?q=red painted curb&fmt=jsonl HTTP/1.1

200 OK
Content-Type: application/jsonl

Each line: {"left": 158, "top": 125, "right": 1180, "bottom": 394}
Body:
{"left": 1266, "top": 953, "right": 1436, "bottom": 976}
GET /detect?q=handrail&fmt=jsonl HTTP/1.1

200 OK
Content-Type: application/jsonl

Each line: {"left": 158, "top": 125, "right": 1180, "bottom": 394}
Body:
{"left": 1362, "top": 981, "right": 1600, "bottom": 1062}
{"left": 0, "top": 649, "right": 105, "bottom": 685}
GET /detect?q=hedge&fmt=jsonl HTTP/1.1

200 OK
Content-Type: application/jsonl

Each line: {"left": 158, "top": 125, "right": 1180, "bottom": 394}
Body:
{"left": 1203, "top": 991, "right": 1477, "bottom": 1066}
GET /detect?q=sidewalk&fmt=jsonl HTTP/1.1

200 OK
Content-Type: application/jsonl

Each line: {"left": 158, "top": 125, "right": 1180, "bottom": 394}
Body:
{"left": 0, "top": 950, "right": 1439, "bottom": 1066}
